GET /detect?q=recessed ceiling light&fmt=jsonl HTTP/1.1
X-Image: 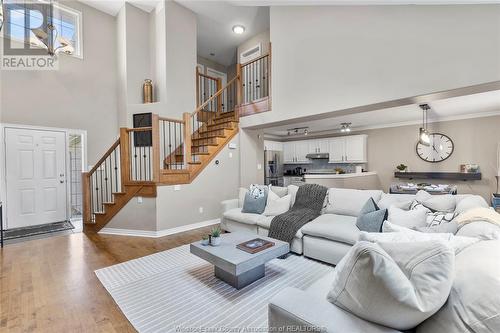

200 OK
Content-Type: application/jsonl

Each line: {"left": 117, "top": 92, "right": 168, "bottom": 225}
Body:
{"left": 232, "top": 25, "right": 245, "bottom": 34}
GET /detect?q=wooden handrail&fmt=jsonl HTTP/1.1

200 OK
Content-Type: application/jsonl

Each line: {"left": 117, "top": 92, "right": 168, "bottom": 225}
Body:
{"left": 126, "top": 127, "right": 152, "bottom": 132}
{"left": 198, "top": 72, "right": 219, "bottom": 81}
{"left": 158, "top": 116, "right": 183, "bottom": 123}
{"left": 241, "top": 53, "right": 269, "bottom": 67}
{"left": 192, "top": 75, "right": 240, "bottom": 116}
{"left": 88, "top": 139, "right": 120, "bottom": 174}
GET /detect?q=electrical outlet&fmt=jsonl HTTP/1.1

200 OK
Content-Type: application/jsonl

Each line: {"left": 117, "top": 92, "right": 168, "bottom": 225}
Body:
{"left": 137, "top": 196, "right": 143, "bottom": 204}
{"left": 174, "top": 185, "right": 181, "bottom": 191}
{"left": 199, "top": 207, "right": 204, "bottom": 214}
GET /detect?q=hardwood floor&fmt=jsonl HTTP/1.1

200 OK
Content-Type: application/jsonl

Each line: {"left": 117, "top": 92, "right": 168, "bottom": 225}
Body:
{"left": 0, "top": 226, "right": 213, "bottom": 333}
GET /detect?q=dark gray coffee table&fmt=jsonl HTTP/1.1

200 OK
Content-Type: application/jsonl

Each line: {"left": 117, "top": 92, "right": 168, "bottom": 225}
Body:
{"left": 190, "top": 232, "right": 289, "bottom": 289}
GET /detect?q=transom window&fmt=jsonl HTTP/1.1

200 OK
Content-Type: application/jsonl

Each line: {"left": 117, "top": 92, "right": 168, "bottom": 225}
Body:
{"left": 3, "top": 0, "right": 82, "bottom": 58}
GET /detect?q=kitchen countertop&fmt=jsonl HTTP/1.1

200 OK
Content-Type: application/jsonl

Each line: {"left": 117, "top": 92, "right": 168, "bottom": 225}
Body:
{"left": 303, "top": 171, "right": 377, "bottom": 179}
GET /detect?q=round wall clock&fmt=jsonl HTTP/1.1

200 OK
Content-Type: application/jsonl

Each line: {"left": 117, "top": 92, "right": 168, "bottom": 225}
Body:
{"left": 416, "top": 133, "right": 454, "bottom": 163}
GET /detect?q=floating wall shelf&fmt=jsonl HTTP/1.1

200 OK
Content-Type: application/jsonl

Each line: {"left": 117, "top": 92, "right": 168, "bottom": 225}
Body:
{"left": 394, "top": 172, "right": 482, "bottom": 181}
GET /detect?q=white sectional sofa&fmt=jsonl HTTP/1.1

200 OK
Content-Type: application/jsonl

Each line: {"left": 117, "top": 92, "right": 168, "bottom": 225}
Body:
{"left": 221, "top": 186, "right": 489, "bottom": 265}
{"left": 222, "top": 186, "right": 499, "bottom": 332}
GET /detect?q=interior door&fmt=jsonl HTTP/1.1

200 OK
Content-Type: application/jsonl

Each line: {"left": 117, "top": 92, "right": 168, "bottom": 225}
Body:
{"left": 5, "top": 128, "right": 67, "bottom": 229}
{"left": 206, "top": 68, "right": 228, "bottom": 112}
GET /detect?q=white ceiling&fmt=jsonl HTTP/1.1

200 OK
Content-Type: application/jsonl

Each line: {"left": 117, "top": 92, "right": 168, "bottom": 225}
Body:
{"left": 229, "top": 0, "right": 500, "bottom": 5}
{"left": 265, "top": 90, "right": 500, "bottom": 137}
{"left": 176, "top": 1, "right": 270, "bottom": 66}
{"left": 78, "top": 0, "right": 159, "bottom": 16}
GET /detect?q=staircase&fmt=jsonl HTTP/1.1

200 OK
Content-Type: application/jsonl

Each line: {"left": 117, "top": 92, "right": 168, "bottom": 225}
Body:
{"left": 83, "top": 51, "right": 272, "bottom": 232}
{"left": 82, "top": 76, "right": 241, "bottom": 231}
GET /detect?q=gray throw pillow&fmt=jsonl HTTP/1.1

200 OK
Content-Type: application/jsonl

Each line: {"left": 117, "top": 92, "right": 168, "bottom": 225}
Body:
{"left": 241, "top": 185, "right": 268, "bottom": 214}
{"left": 356, "top": 198, "right": 387, "bottom": 232}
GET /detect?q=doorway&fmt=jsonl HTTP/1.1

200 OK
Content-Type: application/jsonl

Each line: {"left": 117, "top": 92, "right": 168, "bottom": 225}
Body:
{"left": 5, "top": 127, "right": 67, "bottom": 229}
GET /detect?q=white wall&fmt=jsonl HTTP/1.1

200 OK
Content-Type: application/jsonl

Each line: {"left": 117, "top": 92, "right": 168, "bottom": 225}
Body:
{"left": 156, "top": 136, "right": 241, "bottom": 231}
{"left": 240, "top": 5, "right": 500, "bottom": 128}
{"left": 237, "top": 30, "right": 270, "bottom": 64}
{"left": 164, "top": 1, "right": 197, "bottom": 119}
{"left": 0, "top": 1, "right": 118, "bottom": 163}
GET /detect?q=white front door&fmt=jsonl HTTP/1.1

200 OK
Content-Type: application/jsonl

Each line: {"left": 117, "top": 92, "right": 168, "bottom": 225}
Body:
{"left": 5, "top": 128, "right": 67, "bottom": 228}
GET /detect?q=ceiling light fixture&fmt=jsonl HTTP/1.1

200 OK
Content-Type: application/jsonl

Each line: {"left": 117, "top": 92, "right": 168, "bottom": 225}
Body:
{"left": 286, "top": 127, "right": 309, "bottom": 136}
{"left": 232, "top": 25, "right": 245, "bottom": 34}
{"left": 29, "top": 0, "right": 74, "bottom": 57}
{"left": 340, "top": 122, "right": 352, "bottom": 133}
{"left": 419, "top": 104, "right": 431, "bottom": 146}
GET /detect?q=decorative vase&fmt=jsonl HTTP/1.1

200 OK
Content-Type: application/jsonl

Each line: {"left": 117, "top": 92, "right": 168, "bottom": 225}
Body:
{"left": 143, "top": 79, "right": 153, "bottom": 104}
{"left": 211, "top": 236, "right": 221, "bottom": 246}
{"left": 201, "top": 238, "right": 209, "bottom": 246}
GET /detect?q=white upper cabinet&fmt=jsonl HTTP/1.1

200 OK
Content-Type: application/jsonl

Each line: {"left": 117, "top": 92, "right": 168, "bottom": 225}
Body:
{"left": 328, "top": 135, "right": 367, "bottom": 163}
{"left": 345, "top": 135, "right": 367, "bottom": 162}
{"left": 264, "top": 140, "right": 283, "bottom": 151}
{"left": 328, "top": 138, "right": 345, "bottom": 163}
{"left": 284, "top": 135, "right": 367, "bottom": 164}
{"left": 309, "top": 139, "right": 330, "bottom": 153}
{"left": 283, "top": 142, "right": 296, "bottom": 163}
{"left": 283, "top": 140, "right": 311, "bottom": 163}
{"left": 295, "top": 141, "right": 310, "bottom": 163}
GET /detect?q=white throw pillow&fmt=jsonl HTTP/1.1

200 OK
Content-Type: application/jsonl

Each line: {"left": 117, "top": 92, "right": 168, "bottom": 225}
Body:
{"left": 420, "top": 194, "right": 456, "bottom": 213}
{"left": 388, "top": 206, "right": 428, "bottom": 228}
{"left": 262, "top": 191, "right": 291, "bottom": 216}
{"left": 377, "top": 222, "right": 478, "bottom": 254}
{"left": 287, "top": 185, "right": 299, "bottom": 207}
{"left": 327, "top": 240, "right": 455, "bottom": 330}
{"left": 377, "top": 193, "right": 416, "bottom": 210}
{"left": 269, "top": 185, "right": 288, "bottom": 198}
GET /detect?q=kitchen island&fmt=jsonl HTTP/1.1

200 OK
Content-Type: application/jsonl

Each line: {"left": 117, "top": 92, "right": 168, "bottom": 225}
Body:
{"left": 303, "top": 172, "right": 380, "bottom": 190}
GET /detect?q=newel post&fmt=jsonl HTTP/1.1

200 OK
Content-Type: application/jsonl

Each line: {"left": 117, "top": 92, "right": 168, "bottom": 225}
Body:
{"left": 119, "top": 128, "right": 130, "bottom": 184}
{"left": 152, "top": 113, "right": 160, "bottom": 182}
{"left": 82, "top": 172, "right": 91, "bottom": 223}
{"left": 183, "top": 113, "right": 192, "bottom": 166}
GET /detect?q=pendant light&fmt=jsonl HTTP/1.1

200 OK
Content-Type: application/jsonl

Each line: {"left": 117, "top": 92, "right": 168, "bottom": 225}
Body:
{"left": 419, "top": 104, "right": 431, "bottom": 146}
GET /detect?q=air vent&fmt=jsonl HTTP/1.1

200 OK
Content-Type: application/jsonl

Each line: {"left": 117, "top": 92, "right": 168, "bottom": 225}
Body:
{"left": 240, "top": 43, "right": 261, "bottom": 64}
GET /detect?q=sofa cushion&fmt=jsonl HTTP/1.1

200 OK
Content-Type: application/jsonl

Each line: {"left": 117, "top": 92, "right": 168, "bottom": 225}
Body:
{"left": 377, "top": 193, "right": 416, "bottom": 210}
{"left": 327, "top": 240, "right": 455, "bottom": 331}
{"left": 223, "top": 208, "right": 262, "bottom": 225}
{"left": 301, "top": 214, "right": 359, "bottom": 245}
{"left": 456, "top": 221, "right": 500, "bottom": 240}
{"left": 454, "top": 195, "right": 489, "bottom": 214}
{"left": 417, "top": 240, "right": 500, "bottom": 333}
{"left": 257, "top": 216, "right": 303, "bottom": 238}
{"left": 325, "top": 188, "right": 384, "bottom": 217}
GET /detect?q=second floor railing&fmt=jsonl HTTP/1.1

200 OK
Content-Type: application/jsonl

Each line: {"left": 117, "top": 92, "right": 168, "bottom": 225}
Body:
{"left": 239, "top": 53, "right": 270, "bottom": 104}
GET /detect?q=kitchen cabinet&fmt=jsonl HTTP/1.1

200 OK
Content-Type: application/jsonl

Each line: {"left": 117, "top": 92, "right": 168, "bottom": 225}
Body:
{"left": 308, "top": 139, "right": 330, "bottom": 154}
{"left": 283, "top": 141, "right": 311, "bottom": 164}
{"left": 264, "top": 140, "right": 283, "bottom": 151}
{"left": 328, "top": 138, "right": 345, "bottom": 163}
{"left": 328, "top": 135, "right": 367, "bottom": 163}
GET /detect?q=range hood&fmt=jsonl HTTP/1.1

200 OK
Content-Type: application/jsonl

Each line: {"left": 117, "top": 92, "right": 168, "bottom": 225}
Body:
{"left": 306, "top": 153, "right": 329, "bottom": 159}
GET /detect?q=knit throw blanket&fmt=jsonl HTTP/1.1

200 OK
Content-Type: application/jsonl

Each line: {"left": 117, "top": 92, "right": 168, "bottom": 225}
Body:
{"left": 268, "top": 184, "right": 328, "bottom": 249}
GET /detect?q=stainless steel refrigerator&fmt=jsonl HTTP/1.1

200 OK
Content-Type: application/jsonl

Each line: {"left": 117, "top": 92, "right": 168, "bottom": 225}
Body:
{"left": 264, "top": 150, "right": 284, "bottom": 186}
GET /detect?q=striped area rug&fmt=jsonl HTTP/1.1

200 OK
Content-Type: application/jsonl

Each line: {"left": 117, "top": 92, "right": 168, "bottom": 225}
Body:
{"left": 95, "top": 245, "right": 332, "bottom": 333}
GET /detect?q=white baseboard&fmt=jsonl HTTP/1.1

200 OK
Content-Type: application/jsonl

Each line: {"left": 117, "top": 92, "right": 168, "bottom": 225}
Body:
{"left": 99, "top": 219, "right": 221, "bottom": 238}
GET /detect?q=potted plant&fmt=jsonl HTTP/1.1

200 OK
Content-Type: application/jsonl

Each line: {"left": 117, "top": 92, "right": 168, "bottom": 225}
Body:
{"left": 210, "top": 227, "right": 222, "bottom": 246}
{"left": 201, "top": 235, "right": 209, "bottom": 246}
{"left": 396, "top": 164, "right": 408, "bottom": 173}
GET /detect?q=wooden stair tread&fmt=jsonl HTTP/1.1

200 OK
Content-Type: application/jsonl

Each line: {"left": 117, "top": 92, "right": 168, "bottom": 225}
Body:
{"left": 191, "top": 143, "right": 217, "bottom": 148}
{"left": 188, "top": 161, "right": 202, "bottom": 165}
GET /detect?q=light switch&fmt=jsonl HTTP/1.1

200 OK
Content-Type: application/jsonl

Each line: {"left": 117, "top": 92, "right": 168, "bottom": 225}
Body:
{"left": 174, "top": 185, "right": 181, "bottom": 191}
{"left": 229, "top": 152, "right": 233, "bottom": 158}
{"left": 228, "top": 143, "right": 237, "bottom": 149}
{"left": 137, "top": 196, "right": 143, "bottom": 203}
{"left": 257, "top": 163, "right": 262, "bottom": 170}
